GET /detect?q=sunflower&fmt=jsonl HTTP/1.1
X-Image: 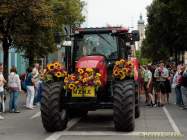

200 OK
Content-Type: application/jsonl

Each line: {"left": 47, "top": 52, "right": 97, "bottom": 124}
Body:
{"left": 95, "top": 73, "right": 101, "bottom": 79}
{"left": 82, "top": 78, "right": 88, "bottom": 83}
{"left": 113, "top": 69, "right": 119, "bottom": 76}
{"left": 68, "top": 83, "right": 76, "bottom": 90}
{"left": 95, "top": 80, "right": 101, "bottom": 86}
{"left": 120, "top": 75, "right": 126, "bottom": 80}
{"left": 47, "top": 63, "right": 55, "bottom": 71}
{"left": 62, "top": 71, "right": 67, "bottom": 77}
{"left": 96, "top": 73, "right": 101, "bottom": 77}
{"left": 118, "top": 70, "right": 124, "bottom": 76}
{"left": 53, "top": 62, "right": 62, "bottom": 69}
{"left": 78, "top": 68, "right": 84, "bottom": 74}
{"left": 55, "top": 71, "right": 63, "bottom": 78}
{"left": 127, "top": 61, "right": 132, "bottom": 66}
{"left": 114, "top": 61, "right": 120, "bottom": 65}
{"left": 64, "top": 77, "right": 69, "bottom": 83}
{"left": 86, "top": 68, "right": 93, "bottom": 73}
{"left": 120, "top": 59, "right": 125, "bottom": 64}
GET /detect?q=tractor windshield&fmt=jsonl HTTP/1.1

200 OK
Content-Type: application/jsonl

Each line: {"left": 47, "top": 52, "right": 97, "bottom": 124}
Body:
{"left": 74, "top": 33, "right": 118, "bottom": 60}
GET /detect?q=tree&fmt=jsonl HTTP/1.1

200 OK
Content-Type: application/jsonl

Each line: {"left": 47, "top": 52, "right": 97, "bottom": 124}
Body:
{"left": 142, "top": 0, "right": 187, "bottom": 63}
{"left": 0, "top": 0, "right": 85, "bottom": 77}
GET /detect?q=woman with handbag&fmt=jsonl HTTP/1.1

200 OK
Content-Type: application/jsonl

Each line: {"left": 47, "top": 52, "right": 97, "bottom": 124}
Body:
{"left": 8, "top": 67, "right": 21, "bottom": 113}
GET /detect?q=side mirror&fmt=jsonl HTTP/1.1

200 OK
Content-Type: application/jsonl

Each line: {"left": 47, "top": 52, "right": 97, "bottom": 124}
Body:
{"left": 131, "top": 30, "right": 140, "bottom": 41}
{"left": 62, "top": 41, "right": 72, "bottom": 47}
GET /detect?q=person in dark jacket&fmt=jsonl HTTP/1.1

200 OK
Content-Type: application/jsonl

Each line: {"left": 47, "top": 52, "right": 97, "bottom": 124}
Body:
{"left": 181, "top": 66, "right": 187, "bottom": 109}
{"left": 25, "top": 67, "right": 35, "bottom": 109}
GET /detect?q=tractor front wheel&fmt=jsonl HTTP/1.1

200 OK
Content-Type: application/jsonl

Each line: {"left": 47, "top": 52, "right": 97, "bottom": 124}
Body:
{"left": 113, "top": 80, "right": 135, "bottom": 132}
{"left": 40, "top": 82, "right": 68, "bottom": 132}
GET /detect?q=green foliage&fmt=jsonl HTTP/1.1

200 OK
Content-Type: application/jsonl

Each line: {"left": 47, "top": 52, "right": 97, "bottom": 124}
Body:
{"left": 135, "top": 50, "right": 141, "bottom": 59}
{"left": 0, "top": 0, "right": 85, "bottom": 66}
{"left": 142, "top": 0, "right": 187, "bottom": 62}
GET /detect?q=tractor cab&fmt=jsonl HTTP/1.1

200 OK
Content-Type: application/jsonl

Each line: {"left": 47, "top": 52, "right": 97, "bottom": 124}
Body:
{"left": 65, "top": 27, "right": 138, "bottom": 80}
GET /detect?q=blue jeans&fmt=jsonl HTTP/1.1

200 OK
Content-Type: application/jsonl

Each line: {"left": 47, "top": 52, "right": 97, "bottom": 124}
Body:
{"left": 175, "top": 86, "right": 184, "bottom": 105}
{"left": 9, "top": 91, "right": 19, "bottom": 111}
{"left": 34, "top": 82, "right": 43, "bottom": 104}
{"left": 0, "top": 91, "right": 4, "bottom": 112}
{"left": 181, "top": 86, "right": 187, "bottom": 106}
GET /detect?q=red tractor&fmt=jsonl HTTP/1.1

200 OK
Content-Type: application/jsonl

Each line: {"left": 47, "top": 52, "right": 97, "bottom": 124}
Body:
{"left": 41, "top": 27, "right": 140, "bottom": 132}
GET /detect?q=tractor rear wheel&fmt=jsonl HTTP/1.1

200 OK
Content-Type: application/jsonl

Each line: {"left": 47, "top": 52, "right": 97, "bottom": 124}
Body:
{"left": 135, "top": 91, "right": 140, "bottom": 118}
{"left": 113, "top": 80, "right": 135, "bottom": 132}
{"left": 135, "top": 105, "right": 140, "bottom": 118}
{"left": 40, "top": 82, "right": 68, "bottom": 132}
{"left": 135, "top": 83, "right": 140, "bottom": 118}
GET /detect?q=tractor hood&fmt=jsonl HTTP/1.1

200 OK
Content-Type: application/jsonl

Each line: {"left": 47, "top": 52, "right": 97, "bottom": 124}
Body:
{"left": 76, "top": 56, "right": 107, "bottom": 86}
{"left": 76, "top": 56, "right": 105, "bottom": 68}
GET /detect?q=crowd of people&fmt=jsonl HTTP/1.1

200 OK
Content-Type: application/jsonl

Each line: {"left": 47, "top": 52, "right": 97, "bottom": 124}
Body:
{"left": 140, "top": 61, "right": 187, "bottom": 109}
{"left": 0, "top": 63, "right": 44, "bottom": 120}
{"left": 1, "top": 60, "right": 187, "bottom": 120}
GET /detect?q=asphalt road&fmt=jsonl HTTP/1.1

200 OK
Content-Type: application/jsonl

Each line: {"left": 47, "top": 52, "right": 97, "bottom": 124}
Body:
{"left": 0, "top": 92, "right": 187, "bottom": 140}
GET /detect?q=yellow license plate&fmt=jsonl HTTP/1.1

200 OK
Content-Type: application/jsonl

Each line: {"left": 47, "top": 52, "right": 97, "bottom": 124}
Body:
{"left": 72, "top": 86, "right": 95, "bottom": 97}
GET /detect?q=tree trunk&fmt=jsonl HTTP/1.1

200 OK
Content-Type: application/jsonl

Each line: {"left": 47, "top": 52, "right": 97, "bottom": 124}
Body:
{"left": 29, "top": 56, "right": 34, "bottom": 67}
{"left": 2, "top": 39, "right": 9, "bottom": 80}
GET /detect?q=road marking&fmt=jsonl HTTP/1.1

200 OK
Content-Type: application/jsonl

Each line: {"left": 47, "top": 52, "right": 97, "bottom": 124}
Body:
{"left": 44, "top": 107, "right": 184, "bottom": 140}
{"left": 30, "top": 111, "right": 41, "bottom": 119}
{"left": 65, "top": 117, "right": 81, "bottom": 131}
{"left": 45, "top": 131, "right": 183, "bottom": 140}
{"left": 163, "top": 106, "right": 181, "bottom": 134}
{"left": 45, "top": 132, "right": 64, "bottom": 140}
{"left": 45, "top": 117, "right": 81, "bottom": 140}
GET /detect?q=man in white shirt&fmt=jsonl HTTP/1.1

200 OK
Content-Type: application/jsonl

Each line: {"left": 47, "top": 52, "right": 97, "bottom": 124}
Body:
{"left": 32, "top": 63, "right": 40, "bottom": 105}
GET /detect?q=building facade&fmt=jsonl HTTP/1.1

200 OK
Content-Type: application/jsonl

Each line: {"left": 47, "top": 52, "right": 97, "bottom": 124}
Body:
{"left": 0, "top": 42, "right": 28, "bottom": 74}
{"left": 137, "top": 14, "right": 145, "bottom": 50}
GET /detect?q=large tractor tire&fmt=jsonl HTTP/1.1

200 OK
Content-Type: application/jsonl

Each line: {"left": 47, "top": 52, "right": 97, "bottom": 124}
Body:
{"left": 135, "top": 84, "right": 140, "bottom": 118}
{"left": 113, "top": 80, "right": 135, "bottom": 132}
{"left": 40, "top": 82, "right": 68, "bottom": 132}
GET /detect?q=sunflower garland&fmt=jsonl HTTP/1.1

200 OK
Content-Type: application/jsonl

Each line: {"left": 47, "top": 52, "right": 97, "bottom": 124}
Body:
{"left": 44, "top": 61, "right": 67, "bottom": 81}
{"left": 64, "top": 68, "right": 101, "bottom": 91}
{"left": 112, "top": 59, "right": 133, "bottom": 80}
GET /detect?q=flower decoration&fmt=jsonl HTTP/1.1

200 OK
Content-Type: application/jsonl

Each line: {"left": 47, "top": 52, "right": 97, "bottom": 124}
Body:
{"left": 112, "top": 59, "right": 133, "bottom": 80}
{"left": 44, "top": 61, "right": 67, "bottom": 82}
{"left": 64, "top": 68, "right": 102, "bottom": 91}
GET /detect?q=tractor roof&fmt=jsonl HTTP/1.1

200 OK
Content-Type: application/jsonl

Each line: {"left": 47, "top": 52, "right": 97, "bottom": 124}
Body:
{"left": 74, "top": 27, "right": 129, "bottom": 34}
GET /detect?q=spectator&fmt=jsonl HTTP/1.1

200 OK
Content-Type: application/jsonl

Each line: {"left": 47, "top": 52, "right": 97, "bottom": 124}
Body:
{"left": 25, "top": 67, "right": 35, "bottom": 109}
{"left": 0, "top": 63, "right": 6, "bottom": 119}
{"left": 181, "top": 66, "right": 187, "bottom": 109}
{"left": 154, "top": 62, "right": 169, "bottom": 106}
{"left": 165, "top": 65, "right": 172, "bottom": 103}
{"left": 32, "top": 63, "right": 40, "bottom": 105}
{"left": 20, "top": 73, "right": 27, "bottom": 92}
{"left": 146, "top": 66, "right": 154, "bottom": 106}
{"left": 141, "top": 66, "right": 149, "bottom": 104}
{"left": 141, "top": 65, "right": 154, "bottom": 106}
{"left": 173, "top": 65, "right": 184, "bottom": 106}
{"left": 151, "top": 65, "right": 158, "bottom": 106}
{"left": 35, "top": 69, "right": 46, "bottom": 104}
{"left": 8, "top": 66, "right": 21, "bottom": 113}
